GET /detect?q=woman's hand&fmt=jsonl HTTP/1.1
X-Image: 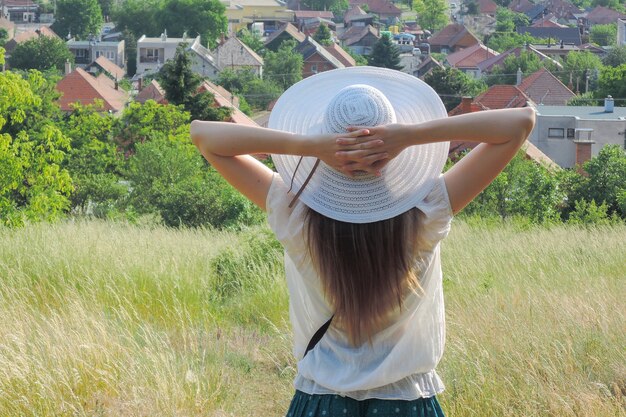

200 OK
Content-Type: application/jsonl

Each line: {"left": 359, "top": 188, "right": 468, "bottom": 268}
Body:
{"left": 335, "top": 124, "right": 409, "bottom": 173}
{"left": 309, "top": 129, "right": 389, "bottom": 177}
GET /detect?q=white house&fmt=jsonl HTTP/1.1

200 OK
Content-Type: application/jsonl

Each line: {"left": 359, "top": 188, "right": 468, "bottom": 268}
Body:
{"left": 136, "top": 32, "right": 220, "bottom": 78}
{"left": 67, "top": 38, "right": 125, "bottom": 70}
{"left": 528, "top": 100, "right": 626, "bottom": 168}
{"left": 618, "top": 18, "right": 626, "bottom": 46}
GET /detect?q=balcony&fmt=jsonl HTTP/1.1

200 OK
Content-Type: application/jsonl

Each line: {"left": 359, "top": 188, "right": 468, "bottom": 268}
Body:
{"left": 139, "top": 56, "right": 163, "bottom": 64}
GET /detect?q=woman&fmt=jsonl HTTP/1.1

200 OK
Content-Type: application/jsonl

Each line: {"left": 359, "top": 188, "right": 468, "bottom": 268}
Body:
{"left": 191, "top": 67, "right": 535, "bottom": 417}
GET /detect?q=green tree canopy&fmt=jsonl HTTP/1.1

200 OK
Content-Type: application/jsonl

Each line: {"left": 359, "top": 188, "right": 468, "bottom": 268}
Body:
{"left": 314, "top": 24, "right": 333, "bottom": 46}
{"left": 0, "top": 28, "right": 8, "bottom": 46}
{"left": 494, "top": 7, "right": 529, "bottom": 32}
{"left": 264, "top": 40, "right": 303, "bottom": 91}
{"left": 237, "top": 28, "right": 264, "bottom": 54}
{"left": 485, "top": 51, "right": 545, "bottom": 85}
{"left": 9, "top": 35, "right": 74, "bottom": 72}
{"left": 111, "top": 0, "right": 161, "bottom": 38}
{"left": 596, "top": 64, "right": 626, "bottom": 100}
{"left": 368, "top": 34, "right": 402, "bottom": 70}
{"left": 423, "top": 67, "right": 487, "bottom": 111}
{"left": 157, "top": 0, "right": 227, "bottom": 48}
{"left": 603, "top": 45, "right": 626, "bottom": 67}
{"left": 590, "top": 23, "right": 617, "bottom": 47}
{"left": 52, "top": 0, "right": 104, "bottom": 39}
{"left": 1, "top": 71, "right": 73, "bottom": 226}
{"left": 485, "top": 32, "right": 546, "bottom": 52}
{"left": 414, "top": 0, "right": 448, "bottom": 32}
{"left": 560, "top": 51, "right": 603, "bottom": 93}
{"left": 159, "top": 43, "right": 202, "bottom": 106}
{"left": 216, "top": 68, "right": 282, "bottom": 110}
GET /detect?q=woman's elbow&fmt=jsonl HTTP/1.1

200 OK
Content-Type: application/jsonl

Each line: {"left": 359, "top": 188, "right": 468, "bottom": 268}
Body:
{"left": 520, "top": 107, "right": 536, "bottom": 139}
{"left": 190, "top": 120, "right": 204, "bottom": 147}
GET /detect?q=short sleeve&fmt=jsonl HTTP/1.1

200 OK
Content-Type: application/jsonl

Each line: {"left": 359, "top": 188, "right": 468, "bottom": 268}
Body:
{"left": 266, "top": 173, "right": 306, "bottom": 248}
{"left": 415, "top": 175, "right": 454, "bottom": 247}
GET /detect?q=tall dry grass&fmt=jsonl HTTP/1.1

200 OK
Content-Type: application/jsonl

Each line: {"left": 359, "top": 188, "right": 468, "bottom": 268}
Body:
{"left": 0, "top": 219, "right": 624, "bottom": 416}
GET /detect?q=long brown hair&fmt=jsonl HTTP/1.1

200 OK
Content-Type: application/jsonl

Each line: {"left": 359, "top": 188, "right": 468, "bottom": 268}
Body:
{"left": 305, "top": 207, "right": 422, "bottom": 346}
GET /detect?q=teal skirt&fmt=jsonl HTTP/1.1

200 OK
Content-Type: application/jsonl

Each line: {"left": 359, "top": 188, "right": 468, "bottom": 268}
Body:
{"left": 286, "top": 390, "right": 445, "bottom": 417}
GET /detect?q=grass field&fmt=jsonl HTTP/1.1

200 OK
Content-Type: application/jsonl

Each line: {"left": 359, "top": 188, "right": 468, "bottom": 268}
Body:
{"left": 0, "top": 220, "right": 624, "bottom": 416}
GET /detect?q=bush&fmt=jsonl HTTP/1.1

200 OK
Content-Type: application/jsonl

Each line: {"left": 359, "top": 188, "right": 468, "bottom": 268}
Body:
{"left": 567, "top": 199, "right": 617, "bottom": 225}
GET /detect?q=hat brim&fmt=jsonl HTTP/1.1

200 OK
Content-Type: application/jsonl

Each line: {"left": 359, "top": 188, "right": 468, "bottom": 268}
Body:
{"left": 269, "top": 66, "right": 449, "bottom": 223}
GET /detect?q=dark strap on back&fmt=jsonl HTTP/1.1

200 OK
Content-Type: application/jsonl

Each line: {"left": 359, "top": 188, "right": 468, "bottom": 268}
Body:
{"left": 303, "top": 315, "right": 333, "bottom": 358}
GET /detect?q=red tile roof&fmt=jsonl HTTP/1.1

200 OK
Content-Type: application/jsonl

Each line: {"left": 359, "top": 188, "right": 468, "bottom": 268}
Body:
{"left": 4, "top": 26, "right": 59, "bottom": 53}
{"left": 323, "top": 43, "right": 356, "bottom": 67}
{"left": 56, "top": 67, "right": 128, "bottom": 113}
{"left": 477, "top": 0, "right": 498, "bottom": 14}
{"left": 199, "top": 81, "right": 257, "bottom": 127}
{"left": 349, "top": 0, "right": 401, "bottom": 15}
{"left": 93, "top": 56, "right": 125, "bottom": 81}
{"left": 427, "top": 24, "right": 479, "bottom": 49}
{"left": 518, "top": 67, "right": 575, "bottom": 105}
{"left": 531, "top": 17, "right": 567, "bottom": 28}
{"left": 585, "top": 6, "right": 626, "bottom": 25}
{"left": 446, "top": 43, "right": 498, "bottom": 69}
{"left": 135, "top": 79, "right": 166, "bottom": 104}
{"left": 474, "top": 85, "right": 530, "bottom": 109}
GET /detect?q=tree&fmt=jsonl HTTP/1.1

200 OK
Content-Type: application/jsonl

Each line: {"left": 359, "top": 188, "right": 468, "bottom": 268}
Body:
{"left": 9, "top": 35, "right": 74, "bottom": 72}
{"left": 237, "top": 28, "right": 264, "bottom": 54}
{"left": 494, "top": 7, "right": 529, "bottom": 32}
{"left": 264, "top": 40, "right": 303, "bottom": 90}
{"left": 302, "top": 0, "right": 341, "bottom": 10}
{"left": 368, "top": 34, "right": 402, "bottom": 70}
{"left": 590, "top": 23, "right": 617, "bottom": 46}
{"left": 560, "top": 51, "right": 603, "bottom": 93}
{"left": 603, "top": 45, "right": 626, "bottom": 67}
{"left": 185, "top": 91, "right": 233, "bottom": 121}
{"left": 596, "top": 64, "right": 626, "bottom": 102}
{"left": 485, "top": 51, "right": 544, "bottom": 85}
{"left": 111, "top": 0, "right": 160, "bottom": 38}
{"left": 157, "top": 0, "right": 227, "bottom": 48}
{"left": 51, "top": 0, "right": 104, "bottom": 39}
{"left": 97, "top": 0, "right": 114, "bottom": 19}
{"left": 414, "top": 0, "right": 448, "bottom": 32}
{"left": 159, "top": 43, "right": 202, "bottom": 106}
{"left": 423, "top": 67, "right": 487, "bottom": 111}
{"left": 314, "top": 23, "right": 333, "bottom": 46}
{"left": 0, "top": 28, "right": 8, "bottom": 46}
{"left": 1, "top": 70, "right": 73, "bottom": 226}
{"left": 486, "top": 32, "right": 546, "bottom": 52}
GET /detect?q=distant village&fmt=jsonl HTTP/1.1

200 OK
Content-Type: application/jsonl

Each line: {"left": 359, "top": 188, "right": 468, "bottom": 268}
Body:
{"left": 2, "top": 0, "right": 626, "bottom": 170}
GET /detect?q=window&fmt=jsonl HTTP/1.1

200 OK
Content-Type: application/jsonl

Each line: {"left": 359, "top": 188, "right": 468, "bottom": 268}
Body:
{"left": 311, "top": 64, "right": 318, "bottom": 74}
{"left": 567, "top": 128, "right": 575, "bottom": 139}
{"left": 146, "top": 48, "right": 159, "bottom": 58}
{"left": 75, "top": 49, "right": 85, "bottom": 58}
{"left": 548, "top": 128, "right": 565, "bottom": 138}
{"left": 106, "top": 51, "right": 115, "bottom": 60}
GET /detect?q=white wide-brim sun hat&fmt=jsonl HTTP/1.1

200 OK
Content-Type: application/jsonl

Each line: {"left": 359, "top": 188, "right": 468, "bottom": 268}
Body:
{"left": 269, "top": 66, "right": 449, "bottom": 224}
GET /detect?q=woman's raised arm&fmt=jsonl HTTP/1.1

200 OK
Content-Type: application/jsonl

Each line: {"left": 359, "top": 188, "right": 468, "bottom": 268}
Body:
{"left": 190, "top": 121, "right": 381, "bottom": 210}
{"left": 335, "top": 107, "right": 536, "bottom": 214}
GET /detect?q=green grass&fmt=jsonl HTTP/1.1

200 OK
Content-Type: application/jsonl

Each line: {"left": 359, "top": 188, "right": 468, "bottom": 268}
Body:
{"left": 0, "top": 220, "right": 624, "bottom": 416}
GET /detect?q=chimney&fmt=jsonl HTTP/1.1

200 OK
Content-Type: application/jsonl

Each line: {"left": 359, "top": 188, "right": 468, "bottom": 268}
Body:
{"left": 604, "top": 95, "right": 614, "bottom": 113}
{"left": 138, "top": 77, "right": 143, "bottom": 91}
{"left": 516, "top": 67, "right": 522, "bottom": 85}
{"left": 64, "top": 59, "right": 72, "bottom": 75}
{"left": 573, "top": 129, "right": 595, "bottom": 175}
{"left": 461, "top": 96, "right": 473, "bottom": 114}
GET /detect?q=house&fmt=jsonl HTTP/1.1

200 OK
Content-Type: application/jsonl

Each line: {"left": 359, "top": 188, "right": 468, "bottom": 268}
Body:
{"left": 323, "top": 43, "right": 357, "bottom": 67}
{"left": 543, "top": 0, "right": 581, "bottom": 24}
{"left": 474, "top": 85, "right": 531, "bottom": 109}
{"left": 68, "top": 38, "right": 125, "bottom": 70}
{"left": 619, "top": 18, "right": 626, "bottom": 46}
{"left": 1, "top": 0, "right": 38, "bottom": 22}
{"left": 135, "top": 79, "right": 167, "bottom": 104}
{"left": 426, "top": 24, "right": 480, "bottom": 54}
{"left": 296, "top": 36, "right": 345, "bottom": 78}
{"left": 264, "top": 22, "right": 307, "bottom": 51}
{"left": 85, "top": 56, "right": 126, "bottom": 81}
{"left": 338, "top": 24, "right": 380, "bottom": 55}
{"left": 414, "top": 55, "right": 443, "bottom": 79}
{"left": 343, "top": 5, "right": 375, "bottom": 28}
{"left": 3, "top": 26, "right": 59, "bottom": 56}
{"left": 523, "top": 4, "right": 547, "bottom": 22}
{"left": 527, "top": 100, "right": 626, "bottom": 168}
{"left": 294, "top": 10, "right": 334, "bottom": 28}
{"left": 136, "top": 33, "right": 219, "bottom": 78}
{"left": 582, "top": 6, "right": 625, "bottom": 26}
{"left": 349, "top": 0, "right": 402, "bottom": 25}
{"left": 509, "top": 0, "right": 536, "bottom": 15}
{"left": 446, "top": 43, "right": 498, "bottom": 78}
{"left": 56, "top": 66, "right": 129, "bottom": 113}
{"left": 222, "top": 0, "right": 293, "bottom": 34}
{"left": 214, "top": 36, "right": 264, "bottom": 77}
{"left": 299, "top": 17, "right": 336, "bottom": 37}
{"left": 476, "top": 45, "right": 562, "bottom": 76}
{"left": 477, "top": 0, "right": 498, "bottom": 17}
{"left": 517, "top": 68, "right": 575, "bottom": 105}
{"left": 517, "top": 26, "right": 582, "bottom": 45}
{"left": 198, "top": 80, "right": 258, "bottom": 126}
{"left": 531, "top": 14, "right": 568, "bottom": 28}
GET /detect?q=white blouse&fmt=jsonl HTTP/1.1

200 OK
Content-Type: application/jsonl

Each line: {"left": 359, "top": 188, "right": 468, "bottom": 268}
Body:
{"left": 266, "top": 173, "right": 454, "bottom": 400}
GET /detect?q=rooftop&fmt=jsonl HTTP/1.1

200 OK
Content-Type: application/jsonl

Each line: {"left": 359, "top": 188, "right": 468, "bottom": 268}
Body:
{"left": 534, "top": 104, "right": 626, "bottom": 119}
